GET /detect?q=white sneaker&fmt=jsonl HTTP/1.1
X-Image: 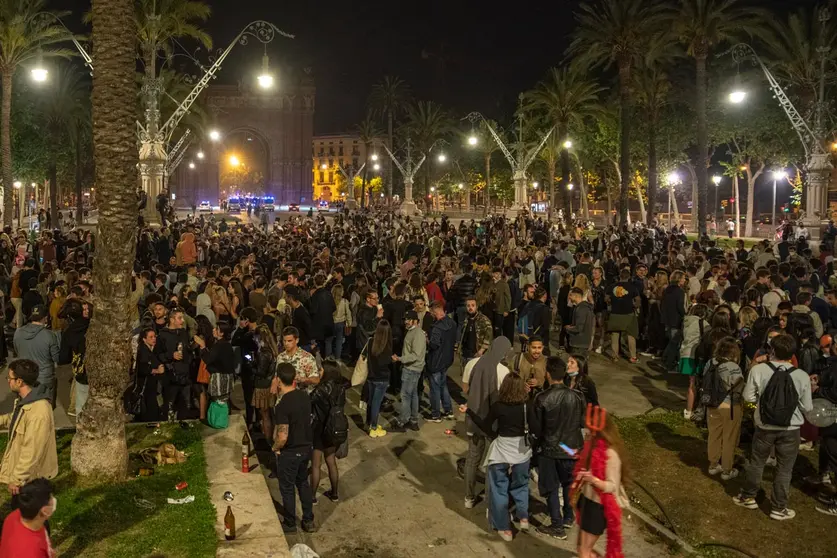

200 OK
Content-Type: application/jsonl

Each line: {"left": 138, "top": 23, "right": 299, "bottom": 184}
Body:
{"left": 683, "top": 410, "right": 692, "bottom": 420}
{"left": 799, "top": 441, "right": 814, "bottom": 451}
{"left": 721, "top": 469, "right": 739, "bottom": 481}
{"left": 708, "top": 463, "right": 723, "bottom": 476}
{"left": 769, "top": 508, "right": 796, "bottom": 521}
{"left": 594, "top": 346, "right": 602, "bottom": 354}
{"left": 518, "top": 519, "right": 530, "bottom": 531}
{"left": 766, "top": 456, "right": 777, "bottom": 467}
{"left": 464, "top": 498, "right": 475, "bottom": 509}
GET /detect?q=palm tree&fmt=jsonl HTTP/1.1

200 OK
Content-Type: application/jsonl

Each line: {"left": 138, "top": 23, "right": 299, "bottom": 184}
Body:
{"left": 369, "top": 76, "right": 411, "bottom": 201}
{"left": 0, "top": 0, "right": 73, "bottom": 226}
{"left": 68, "top": 105, "right": 91, "bottom": 223}
{"left": 675, "top": 0, "right": 770, "bottom": 235}
{"left": 39, "top": 62, "right": 88, "bottom": 226}
{"left": 405, "top": 101, "right": 454, "bottom": 205}
{"left": 356, "top": 113, "right": 381, "bottom": 208}
{"left": 537, "top": 133, "right": 565, "bottom": 221}
{"left": 135, "top": 0, "right": 211, "bottom": 79}
{"left": 70, "top": 0, "right": 138, "bottom": 480}
{"left": 634, "top": 65, "right": 671, "bottom": 226}
{"left": 473, "top": 119, "right": 501, "bottom": 215}
{"left": 570, "top": 0, "right": 668, "bottom": 226}
{"left": 524, "top": 63, "right": 603, "bottom": 220}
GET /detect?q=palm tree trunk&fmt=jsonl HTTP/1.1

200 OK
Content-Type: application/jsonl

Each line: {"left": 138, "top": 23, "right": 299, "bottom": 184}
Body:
{"left": 745, "top": 173, "right": 755, "bottom": 237}
{"left": 695, "top": 52, "right": 709, "bottom": 236}
{"left": 387, "top": 111, "right": 393, "bottom": 201}
{"left": 49, "top": 158, "right": 58, "bottom": 228}
{"left": 484, "top": 153, "right": 491, "bottom": 216}
{"left": 579, "top": 168, "right": 589, "bottom": 220}
{"left": 2, "top": 70, "right": 14, "bottom": 227}
{"left": 361, "top": 165, "right": 369, "bottom": 209}
{"left": 75, "top": 136, "right": 84, "bottom": 223}
{"left": 617, "top": 62, "right": 632, "bottom": 226}
{"left": 636, "top": 179, "right": 646, "bottom": 223}
{"left": 71, "top": 0, "right": 138, "bottom": 480}
{"left": 687, "top": 164, "right": 698, "bottom": 232}
{"left": 560, "top": 147, "right": 571, "bottom": 219}
{"left": 547, "top": 158, "right": 556, "bottom": 221}
{"left": 647, "top": 116, "right": 658, "bottom": 226}
{"left": 734, "top": 173, "right": 741, "bottom": 238}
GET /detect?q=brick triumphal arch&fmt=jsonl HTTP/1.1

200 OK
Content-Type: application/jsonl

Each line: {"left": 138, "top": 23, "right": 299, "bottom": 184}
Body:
{"left": 175, "top": 73, "right": 314, "bottom": 207}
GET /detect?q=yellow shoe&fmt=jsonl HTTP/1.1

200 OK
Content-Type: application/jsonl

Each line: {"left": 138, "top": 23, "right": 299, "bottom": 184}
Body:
{"left": 368, "top": 426, "right": 379, "bottom": 438}
{"left": 375, "top": 425, "right": 387, "bottom": 437}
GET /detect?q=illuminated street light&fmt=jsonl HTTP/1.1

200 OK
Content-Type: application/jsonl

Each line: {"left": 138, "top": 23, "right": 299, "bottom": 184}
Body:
{"left": 188, "top": 162, "right": 195, "bottom": 169}
{"left": 467, "top": 135, "right": 478, "bottom": 146}
{"left": 532, "top": 182, "right": 539, "bottom": 188}
{"left": 458, "top": 183, "right": 464, "bottom": 190}
{"left": 713, "top": 175, "right": 722, "bottom": 185}
{"left": 430, "top": 186, "right": 436, "bottom": 192}
{"left": 437, "top": 153, "right": 447, "bottom": 163}
{"left": 773, "top": 170, "right": 788, "bottom": 180}
{"left": 371, "top": 154, "right": 378, "bottom": 161}
{"left": 568, "top": 183, "right": 574, "bottom": 190}
{"left": 667, "top": 172, "right": 680, "bottom": 185}
{"left": 229, "top": 155, "right": 240, "bottom": 167}
{"left": 321, "top": 163, "right": 327, "bottom": 170}
{"left": 197, "top": 151, "right": 205, "bottom": 159}
{"left": 13, "top": 181, "right": 21, "bottom": 189}
{"left": 209, "top": 130, "right": 221, "bottom": 142}
{"left": 258, "top": 51, "right": 274, "bottom": 88}
{"left": 373, "top": 163, "right": 381, "bottom": 171}
{"left": 729, "top": 90, "right": 747, "bottom": 104}
{"left": 563, "top": 140, "right": 573, "bottom": 149}
{"left": 31, "top": 67, "right": 48, "bottom": 82}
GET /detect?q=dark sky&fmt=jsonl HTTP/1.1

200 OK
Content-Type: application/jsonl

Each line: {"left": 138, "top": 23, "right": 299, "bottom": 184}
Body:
{"left": 58, "top": 0, "right": 807, "bottom": 135}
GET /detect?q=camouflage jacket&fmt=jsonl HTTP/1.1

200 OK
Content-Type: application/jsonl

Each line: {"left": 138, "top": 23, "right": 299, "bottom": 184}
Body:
{"left": 460, "top": 311, "right": 493, "bottom": 354}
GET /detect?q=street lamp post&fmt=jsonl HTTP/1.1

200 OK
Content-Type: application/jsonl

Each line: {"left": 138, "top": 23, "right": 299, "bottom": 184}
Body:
{"left": 667, "top": 172, "right": 681, "bottom": 230}
{"left": 383, "top": 138, "right": 447, "bottom": 216}
{"left": 464, "top": 106, "right": 554, "bottom": 213}
{"left": 568, "top": 183, "right": 574, "bottom": 216}
{"left": 712, "top": 175, "right": 722, "bottom": 230}
{"left": 38, "top": 20, "right": 293, "bottom": 225}
{"left": 336, "top": 162, "right": 367, "bottom": 209}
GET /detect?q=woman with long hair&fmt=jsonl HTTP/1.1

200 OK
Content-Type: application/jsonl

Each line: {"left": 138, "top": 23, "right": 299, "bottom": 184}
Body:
{"left": 59, "top": 299, "right": 91, "bottom": 414}
{"left": 475, "top": 271, "right": 495, "bottom": 318}
{"left": 366, "top": 319, "right": 393, "bottom": 438}
{"left": 193, "top": 315, "right": 215, "bottom": 420}
{"left": 463, "top": 373, "right": 532, "bottom": 541}
{"left": 566, "top": 354, "right": 598, "bottom": 407}
{"left": 573, "top": 415, "right": 630, "bottom": 558}
{"left": 196, "top": 321, "right": 236, "bottom": 406}
{"left": 252, "top": 324, "right": 279, "bottom": 439}
{"left": 406, "top": 271, "right": 429, "bottom": 305}
{"left": 310, "top": 358, "right": 346, "bottom": 503}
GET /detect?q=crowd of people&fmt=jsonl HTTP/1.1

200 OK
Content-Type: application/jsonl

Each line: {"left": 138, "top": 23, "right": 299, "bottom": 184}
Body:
{"left": 0, "top": 206, "right": 836, "bottom": 556}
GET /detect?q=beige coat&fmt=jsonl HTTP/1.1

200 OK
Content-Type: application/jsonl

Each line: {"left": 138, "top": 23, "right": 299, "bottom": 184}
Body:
{"left": 0, "top": 398, "right": 58, "bottom": 486}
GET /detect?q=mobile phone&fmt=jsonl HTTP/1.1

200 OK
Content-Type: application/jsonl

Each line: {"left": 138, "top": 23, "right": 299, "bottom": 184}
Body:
{"left": 559, "top": 443, "right": 578, "bottom": 457}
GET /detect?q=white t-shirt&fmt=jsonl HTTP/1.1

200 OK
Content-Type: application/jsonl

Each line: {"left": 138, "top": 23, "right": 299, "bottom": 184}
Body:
{"left": 462, "top": 357, "right": 510, "bottom": 391}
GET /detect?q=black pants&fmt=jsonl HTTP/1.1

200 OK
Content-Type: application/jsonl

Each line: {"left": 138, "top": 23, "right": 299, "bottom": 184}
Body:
{"left": 162, "top": 379, "right": 190, "bottom": 419}
{"left": 493, "top": 312, "right": 505, "bottom": 339}
{"left": 140, "top": 375, "right": 161, "bottom": 422}
{"left": 240, "top": 374, "right": 255, "bottom": 425}
{"left": 820, "top": 424, "right": 837, "bottom": 476}
{"left": 276, "top": 449, "right": 314, "bottom": 527}
{"left": 538, "top": 455, "right": 576, "bottom": 525}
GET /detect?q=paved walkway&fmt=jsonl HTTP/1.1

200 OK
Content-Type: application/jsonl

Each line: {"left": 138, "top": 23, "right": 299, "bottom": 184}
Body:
{"left": 264, "top": 347, "right": 682, "bottom": 557}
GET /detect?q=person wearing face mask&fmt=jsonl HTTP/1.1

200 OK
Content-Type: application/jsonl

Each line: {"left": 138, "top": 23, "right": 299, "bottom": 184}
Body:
{"left": 564, "top": 354, "right": 599, "bottom": 407}
{"left": 0, "top": 478, "right": 57, "bottom": 558}
{"left": 0, "top": 359, "right": 57, "bottom": 497}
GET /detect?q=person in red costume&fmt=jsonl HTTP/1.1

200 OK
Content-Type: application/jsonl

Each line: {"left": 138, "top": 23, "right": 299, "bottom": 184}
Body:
{"left": 572, "top": 415, "right": 630, "bottom": 558}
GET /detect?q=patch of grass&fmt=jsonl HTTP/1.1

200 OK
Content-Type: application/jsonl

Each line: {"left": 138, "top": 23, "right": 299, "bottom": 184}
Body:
{"left": 0, "top": 424, "right": 216, "bottom": 558}
{"left": 616, "top": 412, "right": 833, "bottom": 558}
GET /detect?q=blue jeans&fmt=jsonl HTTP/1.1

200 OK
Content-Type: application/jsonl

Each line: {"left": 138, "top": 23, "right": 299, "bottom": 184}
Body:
{"left": 488, "top": 461, "right": 530, "bottom": 531}
{"left": 366, "top": 380, "right": 389, "bottom": 428}
{"left": 324, "top": 322, "right": 345, "bottom": 359}
{"left": 663, "top": 327, "right": 682, "bottom": 371}
{"left": 427, "top": 369, "right": 452, "bottom": 418}
{"left": 399, "top": 369, "right": 421, "bottom": 425}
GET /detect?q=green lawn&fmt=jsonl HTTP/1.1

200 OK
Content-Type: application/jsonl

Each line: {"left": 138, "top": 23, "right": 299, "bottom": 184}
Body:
{"left": 0, "top": 424, "right": 216, "bottom": 558}
{"left": 617, "top": 412, "right": 834, "bottom": 558}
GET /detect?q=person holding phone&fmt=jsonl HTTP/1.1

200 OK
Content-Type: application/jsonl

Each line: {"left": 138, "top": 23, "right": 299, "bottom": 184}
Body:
{"left": 531, "top": 357, "right": 586, "bottom": 539}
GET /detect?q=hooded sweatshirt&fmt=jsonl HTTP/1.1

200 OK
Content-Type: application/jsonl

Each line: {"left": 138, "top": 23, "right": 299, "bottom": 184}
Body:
{"left": 427, "top": 315, "right": 457, "bottom": 373}
{"left": 176, "top": 232, "right": 197, "bottom": 266}
{"left": 13, "top": 323, "right": 60, "bottom": 385}
{"left": 59, "top": 318, "right": 89, "bottom": 385}
{"left": 196, "top": 293, "right": 216, "bottom": 327}
{"left": 465, "top": 336, "right": 512, "bottom": 437}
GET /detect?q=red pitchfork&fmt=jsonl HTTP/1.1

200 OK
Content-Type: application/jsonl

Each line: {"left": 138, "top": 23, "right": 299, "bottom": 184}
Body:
{"left": 583, "top": 403, "right": 607, "bottom": 469}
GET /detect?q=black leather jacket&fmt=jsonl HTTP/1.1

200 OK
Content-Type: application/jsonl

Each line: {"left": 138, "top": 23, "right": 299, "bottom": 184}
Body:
{"left": 531, "top": 383, "right": 586, "bottom": 459}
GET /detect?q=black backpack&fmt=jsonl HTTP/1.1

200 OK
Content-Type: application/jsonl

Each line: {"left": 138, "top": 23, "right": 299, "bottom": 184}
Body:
{"left": 700, "top": 361, "right": 727, "bottom": 409}
{"left": 759, "top": 363, "right": 800, "bottom": 427}
{"left": 324, "top": 397, "right": 349, "bottom": 446}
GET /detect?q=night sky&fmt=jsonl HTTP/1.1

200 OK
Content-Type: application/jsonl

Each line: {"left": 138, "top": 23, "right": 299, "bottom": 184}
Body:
{"left": 57, "top": 0, "right": 806, "bottom": 135}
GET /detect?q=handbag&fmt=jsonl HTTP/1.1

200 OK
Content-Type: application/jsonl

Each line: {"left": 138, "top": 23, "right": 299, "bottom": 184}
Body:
{"left": 335, "top": 438, "right": 349, "bottom": 459}
{"left": 207, "top": 400, "right": 229, "bottom": 429}
{"left": 124, "top": 376, "right": 145, "bottom": 417}
{"left": 197, "top": 360, "right": 210, "bottom": 384}
{"left": 351, "top": 341, "right": 370, "bottom": 387}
